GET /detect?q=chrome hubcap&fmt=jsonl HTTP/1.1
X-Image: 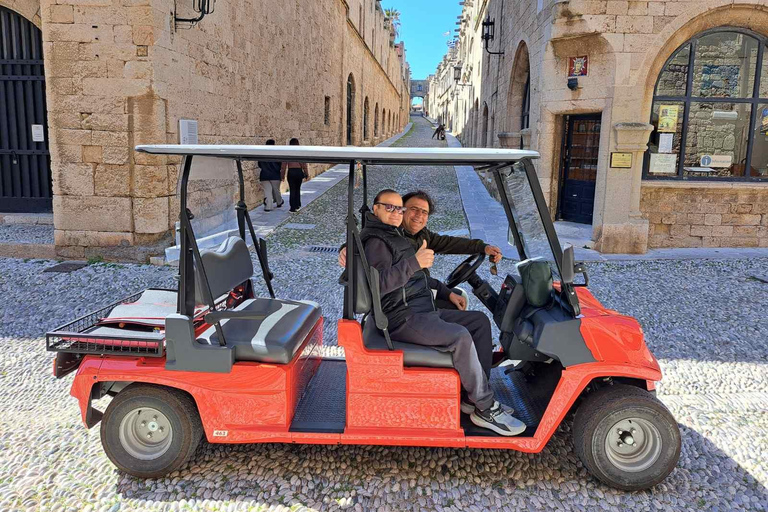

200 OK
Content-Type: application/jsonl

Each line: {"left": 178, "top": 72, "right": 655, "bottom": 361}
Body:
{"left": 119, "top": 407, "right": 173, "bottom": 460}
{"left": 604, "top": 417, "right": 662, "bottom": 472}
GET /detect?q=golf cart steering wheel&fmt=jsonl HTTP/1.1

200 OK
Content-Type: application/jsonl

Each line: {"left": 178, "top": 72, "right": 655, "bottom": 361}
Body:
{"left": 445, "top": 253, "right": 486, "bottom": 288}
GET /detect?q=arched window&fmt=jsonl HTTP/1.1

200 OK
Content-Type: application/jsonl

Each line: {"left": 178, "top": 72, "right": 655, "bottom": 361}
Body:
{"left": 521, "top": 74, "right": 531, "bottom": 131}
{"left": 481, "top": 102, "right": 489, "bottom": 148}
{"left": 645, "top": 28, "right": 768, "bottom": 179}
{"left": 346, "top": 74, "right": 355, "bottom": 145}
{"left": 363, "top": 97, "right": 370, "bottom": 141}
{"left": 374, "top": 103, "right": 379, "bottom": 137}
{"left": 382, "top": 109, "right": 386, "bottom": 134}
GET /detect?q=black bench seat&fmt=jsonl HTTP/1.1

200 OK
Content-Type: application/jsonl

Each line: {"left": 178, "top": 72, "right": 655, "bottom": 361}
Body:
{"left": 362, "top": 318, "right": 454, "bottom": 369}
{"left": 196, "top": 297, "right": 322, "bottom": 364}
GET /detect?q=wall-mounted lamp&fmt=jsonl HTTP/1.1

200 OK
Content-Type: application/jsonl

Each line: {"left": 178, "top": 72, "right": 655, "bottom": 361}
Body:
{"left": 567, "top": 77, "right": 579, "bottom": 90}
{"left": 481, "top": 15, "right": 504, "bottom": 55}
{"left": 453, "top": 64, "right": 471, "bottom": 87}
{"left": 175, "top": 0, "right": 216, "bottom": 28}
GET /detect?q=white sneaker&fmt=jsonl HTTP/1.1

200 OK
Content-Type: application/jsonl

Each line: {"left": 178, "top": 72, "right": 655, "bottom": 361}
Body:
{"left": 470, "top": 401, "right": 526, "bottom": 436}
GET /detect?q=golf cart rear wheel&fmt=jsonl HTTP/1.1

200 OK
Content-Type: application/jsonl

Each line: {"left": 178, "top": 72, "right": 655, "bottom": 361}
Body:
{"left": 101, "top": 384, "right": 203, "bottom": 478}
{"left": 572, "top": 384, "right": 680, "bottom": 491}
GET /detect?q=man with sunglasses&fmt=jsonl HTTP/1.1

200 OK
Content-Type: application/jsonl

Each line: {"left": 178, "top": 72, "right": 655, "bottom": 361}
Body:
{"left": 358, "top": 189, "right": 525, "bottom": 436}
{"left": 339, "top": 190, "right": 503, "bottom": 377}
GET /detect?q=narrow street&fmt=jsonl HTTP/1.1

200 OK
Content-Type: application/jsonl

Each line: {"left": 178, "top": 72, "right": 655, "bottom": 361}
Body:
{"left": 0, "top": 116, "right": 766, "bottom": 511}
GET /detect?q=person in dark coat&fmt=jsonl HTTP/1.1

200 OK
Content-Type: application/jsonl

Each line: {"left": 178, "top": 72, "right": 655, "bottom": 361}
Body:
{"left": 280, "top": 138, "right": 309, "bottom": 212}
{"left": 359, "top": 189, "right": 525, "bottom": 436}
{"left": 257, "top": 139, "right": 284, "bottom": 212}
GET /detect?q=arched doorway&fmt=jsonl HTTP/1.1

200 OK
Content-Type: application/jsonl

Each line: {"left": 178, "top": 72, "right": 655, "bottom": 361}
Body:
{"left": 0, "top": 6, "right": 52, "bottom": 212}
{"left": 507, "top": 42, "right": 531, "bottom": 149}
{"left": 363, "top": 97, "right": 370, "bottom": 141}
{"left": 382, "top": 108, "right": 386, "bottom": 135}
{"left": 346, "top": 74, "right": 355, "bottom": 145}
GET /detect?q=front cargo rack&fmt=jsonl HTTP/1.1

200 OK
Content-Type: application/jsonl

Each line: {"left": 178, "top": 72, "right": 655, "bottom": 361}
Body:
{"left": 46, "top": 290, "right": 168, "bottom": 358}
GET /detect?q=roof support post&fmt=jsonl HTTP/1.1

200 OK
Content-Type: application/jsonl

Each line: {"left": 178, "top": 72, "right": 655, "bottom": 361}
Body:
{"left": 344, "top": 159, "right": 357, "bottom": 320}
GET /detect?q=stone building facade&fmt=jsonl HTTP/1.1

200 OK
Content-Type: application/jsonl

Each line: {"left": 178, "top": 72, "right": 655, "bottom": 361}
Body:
{"left": 428, "top": 0, "right": 768, "bottom": 252}
{"left": 0, "top": 0, "right": 409, "bottom": 260}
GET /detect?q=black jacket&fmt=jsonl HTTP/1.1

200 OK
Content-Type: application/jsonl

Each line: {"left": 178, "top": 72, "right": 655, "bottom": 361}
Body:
{"left": 360, "top": 212, "right": 436, "bottom": 330}
{"left": 257, "top": 161, "right": 281, "bottom": 181}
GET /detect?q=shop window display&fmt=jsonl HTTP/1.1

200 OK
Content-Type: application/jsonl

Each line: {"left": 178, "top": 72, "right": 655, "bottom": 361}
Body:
{"left": 646, "top": 29, "right": 768, "bottom": 179}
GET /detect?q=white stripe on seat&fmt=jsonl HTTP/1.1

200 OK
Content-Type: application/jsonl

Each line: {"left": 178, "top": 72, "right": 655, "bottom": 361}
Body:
{"left": 250, "top": 303, "right": 299, "bottom": 348}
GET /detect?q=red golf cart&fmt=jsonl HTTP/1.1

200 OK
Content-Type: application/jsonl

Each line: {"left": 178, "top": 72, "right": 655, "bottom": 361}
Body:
{"left": 47, "top": 145, "right": 680, "bottom": 491}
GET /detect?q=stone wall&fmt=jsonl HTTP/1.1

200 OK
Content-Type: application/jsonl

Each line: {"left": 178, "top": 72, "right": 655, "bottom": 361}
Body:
{"left": 24, "top": 0, "right": 408, "bottom": 260}
{"left": 641, "top": 183, "right": 768, "bottom": 247}
{"left": 430, "top": 0, "right": 768, "bottom": 253}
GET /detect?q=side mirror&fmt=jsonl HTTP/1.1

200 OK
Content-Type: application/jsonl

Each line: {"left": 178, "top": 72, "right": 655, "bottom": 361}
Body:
{"left": 561, "top": 245, "right": 575, "bottom": 285}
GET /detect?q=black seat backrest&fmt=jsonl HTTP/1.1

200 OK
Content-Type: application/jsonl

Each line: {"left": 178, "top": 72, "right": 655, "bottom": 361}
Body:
{"left": 498, "top": 282, "right": 526, "bottom": 333}
{"left": 352, "top": 251, "right": 372, "bottom": 315}
{"left": 194, "top": 237, "right": 254, "bottom": 304}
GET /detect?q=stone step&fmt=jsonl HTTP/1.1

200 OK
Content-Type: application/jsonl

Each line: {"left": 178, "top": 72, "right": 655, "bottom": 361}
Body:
{"left": 0, "top": 213, "right": 54, "bottom": 225}
{"left": 0, "top": 243, "right": 56, "bottom": 259}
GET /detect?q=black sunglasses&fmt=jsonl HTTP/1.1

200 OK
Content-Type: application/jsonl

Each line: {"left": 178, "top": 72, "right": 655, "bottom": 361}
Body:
{"left": 375, "top": 202, "right": 407, "bottom": 214}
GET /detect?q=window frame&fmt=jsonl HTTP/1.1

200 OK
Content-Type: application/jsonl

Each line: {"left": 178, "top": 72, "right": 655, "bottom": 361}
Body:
{"left": 644, "top": 27, "right": 768, "bottom": 182}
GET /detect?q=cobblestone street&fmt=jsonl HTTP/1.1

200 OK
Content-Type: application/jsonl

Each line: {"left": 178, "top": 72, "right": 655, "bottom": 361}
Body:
{"left": 1, "top": 116, "right": 767, "bottom": 511}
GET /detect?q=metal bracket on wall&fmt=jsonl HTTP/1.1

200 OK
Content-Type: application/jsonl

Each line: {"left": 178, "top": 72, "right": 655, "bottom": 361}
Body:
{"left": 174, "top": 0, "right": 216, "bottom": 28}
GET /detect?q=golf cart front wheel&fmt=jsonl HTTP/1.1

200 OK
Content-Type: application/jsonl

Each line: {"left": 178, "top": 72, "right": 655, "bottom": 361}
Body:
{"left": 100, "top": 384, "right": 203, "bottom": 478}
{"left": 572, "top": 384, "right": 681, "bottom": 491}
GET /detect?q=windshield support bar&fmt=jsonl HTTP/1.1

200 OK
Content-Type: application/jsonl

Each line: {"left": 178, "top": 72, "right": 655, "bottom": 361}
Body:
{"left": 491, "top": 165, "right": 527, "bottom": 261}
{"left": 520, "top": 158, "right": 564, "bottom": 272}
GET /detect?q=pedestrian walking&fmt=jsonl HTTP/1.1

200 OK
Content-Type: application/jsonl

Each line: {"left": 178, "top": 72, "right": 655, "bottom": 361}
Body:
{"left": 281, "top": 138, "right": 309, "bottom": 213}
{"left": 257, "top": 139, "right": 284, "bottom": 212}
{"left": 431, "top": 124, "right": 441, "bottom": 139}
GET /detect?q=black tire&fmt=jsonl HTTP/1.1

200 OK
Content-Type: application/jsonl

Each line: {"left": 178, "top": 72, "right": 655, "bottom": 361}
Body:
{"left": 572, "top": 384, "right": 681, "bottom": 491}
{"left": 100, "top": 384, "right": 203, "bottom": 478}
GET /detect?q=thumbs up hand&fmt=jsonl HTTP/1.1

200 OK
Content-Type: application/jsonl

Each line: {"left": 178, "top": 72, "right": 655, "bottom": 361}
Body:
{"left": 415, "top": 240, "right": 434, "bottom": 269}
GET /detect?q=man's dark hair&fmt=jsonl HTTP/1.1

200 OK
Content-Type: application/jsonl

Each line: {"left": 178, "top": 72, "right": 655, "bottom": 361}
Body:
{"left": 402, "top": 190, "right": 435, "bottom": 214}
{"left": 374, "top": 189, "right": 399, "bottom": 204}
{"left": 289, "top": 138, "right": 300, "bottom": 145}
{"left": 265, "top": 139, "right": 275, "bottom": 145}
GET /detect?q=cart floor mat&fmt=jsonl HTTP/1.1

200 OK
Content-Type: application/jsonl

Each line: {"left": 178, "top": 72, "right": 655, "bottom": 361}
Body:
{"left": 463, "top": 362, "right": 561, "bottom": 438}
{"left": 290, "top": 360, "right": 347, "bottom": 433}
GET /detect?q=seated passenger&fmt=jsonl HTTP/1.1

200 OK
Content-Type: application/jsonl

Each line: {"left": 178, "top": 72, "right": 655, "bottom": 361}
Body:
{"left": 339, "top": 190, "right": 503, "bottom": 380}
{"left": 361, "top": 189, "right": 525, "bottom": 436}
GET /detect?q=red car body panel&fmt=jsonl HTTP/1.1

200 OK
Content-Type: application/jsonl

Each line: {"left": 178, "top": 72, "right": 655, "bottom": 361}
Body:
{"left": 67, "top": 288, "right": 662, "bottom": 452}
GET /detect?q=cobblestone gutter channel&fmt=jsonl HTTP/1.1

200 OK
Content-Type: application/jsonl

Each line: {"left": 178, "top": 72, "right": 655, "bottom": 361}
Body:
{"left": 0, "top": 117, "right": 766, "bottom": 511}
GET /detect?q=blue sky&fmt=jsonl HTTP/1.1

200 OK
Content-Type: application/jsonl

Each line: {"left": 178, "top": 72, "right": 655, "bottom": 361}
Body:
{"left": 384, "top": 1, "right": 463, "bottom": 80}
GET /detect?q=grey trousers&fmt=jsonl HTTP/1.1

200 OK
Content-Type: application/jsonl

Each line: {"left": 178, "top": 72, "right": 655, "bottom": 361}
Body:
{"left": 390, "top": 309, "right": 494, "bottom": 411}
{"left": 433, "top": 288, "right": 492, "bottom": 379}
{"left": 261, "top": 180, "right": 283, "bottom": 210}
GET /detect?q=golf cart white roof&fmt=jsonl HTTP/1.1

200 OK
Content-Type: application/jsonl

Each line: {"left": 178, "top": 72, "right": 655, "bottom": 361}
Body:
{"left": 135, "top": 144, "right": 540, "bottom": 165}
